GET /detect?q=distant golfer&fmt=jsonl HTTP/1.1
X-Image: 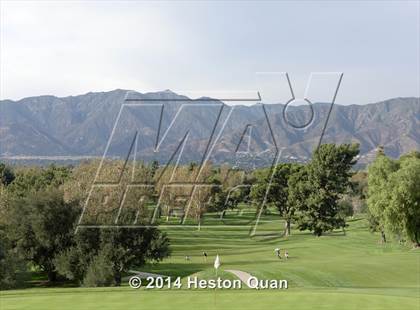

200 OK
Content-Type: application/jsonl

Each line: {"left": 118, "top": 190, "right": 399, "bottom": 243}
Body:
{"left": 185, "top": 255, "right": 190, "bottom": 261}
{"left": 284, "top": 250, "right": 289, "bottom": 260}
{"left": 274, "top": 248, "right": 281, "bottom": 259}
{"left": 203, "top": 251, "right": 208, "bottom": 262}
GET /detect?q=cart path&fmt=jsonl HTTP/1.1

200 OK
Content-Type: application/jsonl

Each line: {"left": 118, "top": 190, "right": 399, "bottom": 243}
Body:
{"left": 225, "top": 269, "right": 255, "bottom": 288}
{"left": 124, "top": 269, "right": 255, "bottom": 288}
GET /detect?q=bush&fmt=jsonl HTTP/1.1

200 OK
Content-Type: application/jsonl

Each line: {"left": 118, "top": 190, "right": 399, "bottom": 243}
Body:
{"left": 338, "top": 199, "right": 354, "bottom": 218}
{"left": 7, "top": 190, "right": 80, "bottom": 282}
{"left": 0, "top": 233, "right": 28, "bottom": 289}
{"left": 83, "top": 248, "right": 114, "bottom": 287}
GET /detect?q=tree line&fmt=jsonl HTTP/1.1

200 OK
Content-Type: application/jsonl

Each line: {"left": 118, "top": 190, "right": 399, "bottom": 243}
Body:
{"left": 1, "top": 144, "right": 419, "bottom": 290}
{"left": 0, "top": 164, "right": 170, "bottom": 289}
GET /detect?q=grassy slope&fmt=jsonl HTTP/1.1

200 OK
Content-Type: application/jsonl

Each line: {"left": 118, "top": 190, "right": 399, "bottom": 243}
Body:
{"left": 1, "top": 213, "right": 419, "bottom": 310}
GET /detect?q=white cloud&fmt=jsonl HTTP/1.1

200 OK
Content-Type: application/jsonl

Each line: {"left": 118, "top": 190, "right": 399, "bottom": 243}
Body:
{"left": 1, "top": 1, "right": 187, "bottom": 99}
{"left": 1, "top": 1, "right": 418, "bottom": 103}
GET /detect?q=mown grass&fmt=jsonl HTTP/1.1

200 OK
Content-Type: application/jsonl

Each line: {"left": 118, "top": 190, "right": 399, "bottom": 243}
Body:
{"left": 1, "top": 212, "right": 419, "bottom": 310}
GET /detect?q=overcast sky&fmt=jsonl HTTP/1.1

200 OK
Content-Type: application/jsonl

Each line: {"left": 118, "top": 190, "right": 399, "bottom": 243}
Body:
{"left": 1, "top": 1, "right": 419, "bottom": 104}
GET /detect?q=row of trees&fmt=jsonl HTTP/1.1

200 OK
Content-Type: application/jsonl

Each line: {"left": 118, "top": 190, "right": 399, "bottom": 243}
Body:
{"left": 251, "top": 144, "right": 359, "bottom": 236}
{"left": 1, "top": 144, "right": 418, "bottom": 289}
{"left": 145, "top": 144, "right": 359, "bottom": 236}
{"left": 1, "top": 143, "right": 360, "bottom": 289}
{"left": 63, "top": 158, "right": 250, "bottom": 229}
{"left": 251, "top": 146, "right": 419, "bottom": 245}
{"left": 0, "top": 165, "right": 170, "bottom": 289}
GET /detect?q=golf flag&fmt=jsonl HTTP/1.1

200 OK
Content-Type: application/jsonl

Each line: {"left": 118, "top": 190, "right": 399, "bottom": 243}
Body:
{"left": 214, "top": 254, "right": 221, "bottom": 269}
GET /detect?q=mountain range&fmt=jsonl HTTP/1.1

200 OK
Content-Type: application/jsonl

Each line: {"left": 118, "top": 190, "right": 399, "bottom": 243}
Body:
{"left": 0, "top": 90, "right": 418, "bottom": 167}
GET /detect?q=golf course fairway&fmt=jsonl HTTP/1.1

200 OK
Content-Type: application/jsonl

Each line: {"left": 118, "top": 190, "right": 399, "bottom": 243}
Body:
{"left": 1, "top": 214, "right": 419, "bottom": 310}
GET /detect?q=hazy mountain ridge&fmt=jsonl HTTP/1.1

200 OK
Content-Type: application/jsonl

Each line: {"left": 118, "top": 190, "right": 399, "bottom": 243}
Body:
{"left": 0, "top": 90, "right": 418, "bottom": 165}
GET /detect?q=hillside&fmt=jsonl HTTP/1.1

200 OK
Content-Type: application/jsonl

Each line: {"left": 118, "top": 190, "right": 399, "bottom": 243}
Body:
{"left": 0, "top": 90, "right": 418, "bottom": 165}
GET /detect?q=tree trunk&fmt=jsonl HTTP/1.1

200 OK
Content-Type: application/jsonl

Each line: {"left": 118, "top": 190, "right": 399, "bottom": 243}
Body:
{"left": 114, "top": 272, "right": 122, "bottom": 286}
{"left": 284, "top": 219, "right": 291, "bottom": 237}
{"left": 47, "top": 270, "right": 57, "bottom": 282}
{"left": 414, "top": 232, "right": 420, "bottom": 248}
{"left": 380, "top": 230, "right": 387, "bottom": 243}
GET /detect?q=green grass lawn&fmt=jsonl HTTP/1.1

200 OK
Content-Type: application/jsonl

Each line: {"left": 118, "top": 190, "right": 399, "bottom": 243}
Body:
{"left": 1, "top": 213, "right": 419, "bottom": 310}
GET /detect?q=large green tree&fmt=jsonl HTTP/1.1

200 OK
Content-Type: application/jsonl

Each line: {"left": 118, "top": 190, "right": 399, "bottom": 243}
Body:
{"left": 251, "top": 163, "right": 303, "bottom": 236}
{"left": 7, "top": 190, "right": 80, "bottom": 282}
{"left": 388, "top": 157, "right": 420, "bottom": 246}
{"left": 386, "top": 157, "right": 420, "bottom": 247}
{"left": 55, "top": 227, "right": 170, "bottom": 286}
{"left": 0, "top": 228, "right": 27, "bottom": 289}
{"left": 294, "top": 144, "right": 359, "bottom": 236}
{"left": 367, "top": 154, "right": 399, "bottom": 243}
{"left": 368, "top": 152, "right": 420, "bottom": 246}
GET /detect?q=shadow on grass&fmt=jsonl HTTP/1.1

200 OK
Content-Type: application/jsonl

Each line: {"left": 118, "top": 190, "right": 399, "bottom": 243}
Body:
{"left": 139, "top": 263, "right": 203, "bottom": 278}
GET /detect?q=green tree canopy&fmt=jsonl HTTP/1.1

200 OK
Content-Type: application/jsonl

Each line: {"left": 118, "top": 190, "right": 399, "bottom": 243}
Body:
{"left": 293, "top": 144, "right": 359, "bottom": 236}
{"left": 368, "top": 153, "right": 420, "bottom": 246}
{"left": 8, "top": 165, "right": 71, "bottom": 198}
{"left": 367, "top": 153, "right": 399, "bottom": 242}
{"left": 55, "top": 227, "right": 170, "bottom": 286}
{"left": 0, "top": 163, "right": 15, "bottom": 186}
{"left": 7, "top": 190, "right": 80, "bottom": 281}
{"left": 251, "top": 163, "right": 303, "bottom": 236}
